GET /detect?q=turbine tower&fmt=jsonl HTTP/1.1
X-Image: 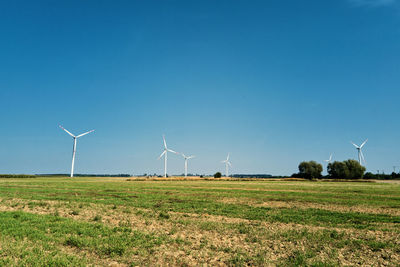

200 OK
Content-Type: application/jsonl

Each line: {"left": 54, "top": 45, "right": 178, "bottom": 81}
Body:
{"left": 59, "top": 125, "right": 94, "bottom": 177}
{"left": 181, "top": 153, "right": 195, "bottom": 178}
{"left": 351, "top": 139, "right": 368, "bottom": 166}
{"left": 324, "top": 154, "right": 333, "bottom": 164}
{"left": 221, "top": 154, "right": 232, "bottom": 177}
{"left": 158, "top": 135, "right": 178, "bottom": 178}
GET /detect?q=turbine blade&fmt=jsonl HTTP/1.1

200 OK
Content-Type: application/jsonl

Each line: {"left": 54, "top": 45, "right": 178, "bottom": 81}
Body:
{"left": 188, "top": 155, "right": 195, "bottom": 159}
{"left": 227, "top": 154, "right": 230, "bottom": 161}
{"left": 360, "top": 139, "right": 368, "bottom": 148}
{"left": 76, "top": 130, "right": 95, "bottom": 138}
{"left": 163, "top": 135, "right": 167, "bottom": 149}
{"left": 59, "top": 125, "right": 75, "bottom": 137}
{"left": 227, "top": 161, "right": 232, "bottom": 167}
{"left": 167, "top": 149, "right": 178, "bottom": 154}
{"left": 158, "top": 151, "right": 166, "bottom": 159}
{"left": 350, "top": 141, "right": 359, "bottom": 149}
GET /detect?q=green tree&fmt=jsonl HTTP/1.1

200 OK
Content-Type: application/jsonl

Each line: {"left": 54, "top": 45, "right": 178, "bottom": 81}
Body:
{"left": 344, "top": 159, "right": 366, "bottom": 179}
{"left": 327, "top": 161, "right": 349, "bottom": 179}
{"left": 298, "top": 161, "right": 323, "bottom": 179}
{"left": 214, "top": 172, "right": 222, "bottom": 178}
{"left": 328, "top": 159, "right": 366, "bottom": 179}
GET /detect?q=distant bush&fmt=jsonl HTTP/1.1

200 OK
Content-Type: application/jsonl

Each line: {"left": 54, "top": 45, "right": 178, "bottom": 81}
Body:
{"left": 391, "top": 172, "right": 400, "bottom": 179}
{"left": 159, "top": 212, "right": 170, "bottom": 219}
{"left": 93, "top": 215, "right": 102, "bottom": 222}
{"left": 327, "top": 159, "right": 366, "bottom": 179}
{"left": 363, "top": 171, "right": 400, "bottom": 180}
{"left": 214, "top": 172, "right": 222, "bottom": 178}
{"left": 70, "top": 210, "right": 79, "bottom": 216}
{"left": 297, "top": 161, "right": 323, "bottom": 179}
{"left": 363, "top": 172, "right": 375, "bottom": 180}
{"left": 0, "top": 174, "right": 36, "bottom": 178}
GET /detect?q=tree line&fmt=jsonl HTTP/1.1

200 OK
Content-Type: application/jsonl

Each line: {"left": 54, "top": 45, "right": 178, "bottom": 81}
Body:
{"left": 0, "top": 174, "right": 37, "bottom": 178}
{"left": 292, "top": 159, "right": 370, "bottom": 180}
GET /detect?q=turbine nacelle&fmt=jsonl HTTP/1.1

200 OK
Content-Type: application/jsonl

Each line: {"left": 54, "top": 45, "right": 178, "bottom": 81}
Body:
{"left": 181, "top": 153, "right": 195, "bottom": 160}
{"left": 59, "top": 125, "right": 94, "bottom": 139}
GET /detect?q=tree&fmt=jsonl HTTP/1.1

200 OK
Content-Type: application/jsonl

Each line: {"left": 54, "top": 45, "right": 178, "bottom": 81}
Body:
{"left": 327, "top": 161, "right": 349, "bottom": 179}
{"left": 298, "top": 161, "right": 323, "bottom": 179}
{"left": 214, "top": 172, "right": 222, "bottom": 178}
{"left": 344, "top": 159, "right": 366, "bottom": 179}
{"left": 328, "top": 159, "right": 366, "bottom": 179}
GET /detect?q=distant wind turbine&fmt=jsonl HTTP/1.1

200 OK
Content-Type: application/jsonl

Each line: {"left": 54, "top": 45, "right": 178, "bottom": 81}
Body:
{"left": 351, "top": 139, "right": 368, "bottom": 166}
{"left": 158, "top": 135, "right": 178, "bottom": 177}
{"left": 324, "top": 154, "right": 333, "bottom": 164}
{"left": 59, "top": 125, "right": 94, "bottom": 177}
{"left": 181, "top": 153, "right": 195, "bottom": 178}
{"left": 393, "top": 166, "right": 399, "bottom": 173}
{"left": 221, "top": 154, "right": 232, "bottom": 177}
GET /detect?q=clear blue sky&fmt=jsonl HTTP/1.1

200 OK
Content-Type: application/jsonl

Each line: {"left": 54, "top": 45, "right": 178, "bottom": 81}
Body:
{"left": 1, "top": 0, "right": 399, "bottom": 175}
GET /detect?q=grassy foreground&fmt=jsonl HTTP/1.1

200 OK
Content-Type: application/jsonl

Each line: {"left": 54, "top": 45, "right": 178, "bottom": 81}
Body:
{"left": 0, "top": 177, "right": 398, "bottom": 266}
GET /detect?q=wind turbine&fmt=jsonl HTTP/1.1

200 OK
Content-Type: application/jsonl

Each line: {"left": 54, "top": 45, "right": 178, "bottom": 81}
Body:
{"left": 393, "top": 166, "right": 399, "bottom": 173}
{"left": 181, "top": 153, "right": 195, "bottom": 178}
{"left": 351, "top": 139, "right": 368, "bottom": 166}
{"left": 59, "top": 125, "right": 94, "bottom": 177}
{"left": 324, "top": 154, "right": 333, "bottom": 164}
{"left": 221, "top": 154, "right": 232, "bottom": 177}
{"left": 158, "top": 135, "right": 178, "bottom": 178}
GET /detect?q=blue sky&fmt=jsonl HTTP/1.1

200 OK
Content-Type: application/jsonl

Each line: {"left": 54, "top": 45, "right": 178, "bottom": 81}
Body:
{"left": 1, "top": 0, "right": 399, "bottom": 175}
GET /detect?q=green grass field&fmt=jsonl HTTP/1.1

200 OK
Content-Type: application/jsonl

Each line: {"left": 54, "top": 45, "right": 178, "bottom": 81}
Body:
{"left": 0, "top": 177, "right": 398, "bottom": 266}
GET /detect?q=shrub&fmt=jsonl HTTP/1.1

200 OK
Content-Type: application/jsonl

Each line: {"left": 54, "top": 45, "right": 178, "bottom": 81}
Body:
{"left": 93, "top": 215, "right": 102, "bottom": 221}
{"left": 70, "top": 210, "right": 79, "bottom": 216}
{"left": 159, "top": 212, "right": 170, "bottom": 219}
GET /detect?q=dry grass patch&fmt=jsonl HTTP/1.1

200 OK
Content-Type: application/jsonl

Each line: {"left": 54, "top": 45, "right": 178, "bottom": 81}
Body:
{"left": 217, "top": 197, "right": 400, "bottom": 216}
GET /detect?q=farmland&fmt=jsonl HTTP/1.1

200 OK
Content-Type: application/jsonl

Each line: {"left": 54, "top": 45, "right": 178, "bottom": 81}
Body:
{"left": 0, "top": 177, "right": 398, "bottom": 266}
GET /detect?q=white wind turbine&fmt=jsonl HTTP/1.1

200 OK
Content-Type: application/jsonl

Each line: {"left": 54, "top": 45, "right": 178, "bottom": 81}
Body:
{"left": 351, "top": 139, "right": 368, "bottom": 166}
{"left": 324, "top": 154, "right": 333, "bottom": 164}
{"left": 221, "top": 154, "right": 232, "bottom": 177}
{"left": 181, "top": 153, "right": 195, "bottom": 178}
{"left": 158, "top": 135, "right": 178, "bottom": 177}
{"left": 59, "top": 125, "right": 95, "bottom": 177}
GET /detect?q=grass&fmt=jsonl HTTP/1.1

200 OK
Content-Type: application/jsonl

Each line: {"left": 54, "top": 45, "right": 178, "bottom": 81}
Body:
{"left": 0, "top": 177, "right": 398, "bottom": 266}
